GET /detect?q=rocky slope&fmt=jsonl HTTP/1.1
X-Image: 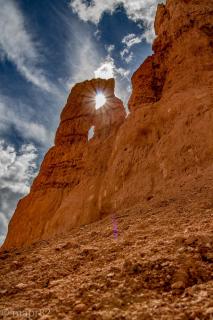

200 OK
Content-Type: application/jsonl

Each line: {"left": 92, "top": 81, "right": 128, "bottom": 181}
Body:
{"left": 0, "top": 177, "right": 212, "bottom": 319}
{"left": 2, "top": 0, "right": 213, "bottom": 252}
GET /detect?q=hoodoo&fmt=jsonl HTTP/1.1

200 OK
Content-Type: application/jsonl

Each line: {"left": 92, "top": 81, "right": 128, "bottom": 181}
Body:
{"left": 2, "top": 0, "right": 213, "bottom": 250}
{"left": 2, "top": 79, "right": 126, "bottom": 249}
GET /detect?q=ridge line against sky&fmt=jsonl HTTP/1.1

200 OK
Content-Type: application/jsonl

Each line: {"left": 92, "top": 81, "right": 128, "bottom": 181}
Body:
{"left": 0, "top": 0, "right": 164, "bottom": 244}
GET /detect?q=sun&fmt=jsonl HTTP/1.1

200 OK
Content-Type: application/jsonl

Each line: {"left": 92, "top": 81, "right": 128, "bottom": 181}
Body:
{"left": 95, "top": 93, "right": 106, "bottom": 109}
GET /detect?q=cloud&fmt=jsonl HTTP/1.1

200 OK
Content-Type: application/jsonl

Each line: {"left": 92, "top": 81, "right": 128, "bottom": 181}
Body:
{"left": 65, "top": 33, "right": 104, "bottom": 89}
{"left": 94, "top": 29, "right": 101, "bottom": 40}
{"left": 0, "top": 97, "right": 53, "bottom": 147}
{"left": 0, "top": 213, "right": 8, "bottom": 244}
{"left": 65, "top": 28, "right": 128, "bottom": 90}
{"left": 95, "top": 55, "right": 130, "bottom": 80}
{"left": 116, "top": 67, "right": 130, "bottom": 79}
{"left": 70, "top": 0, "right": 165, "bottom": 43}
{"left": 94, "top": 54, "right": 130, "bottom": 112}
{"left": 124, "top": 52, "right": 134, "bottom": 63}
{"left": 88, "top": 126, "right": 95, "bottom": 141}
{"left": 0, "top": 141, "right": 38, "bottom": 193}
{"left": 61, "top": 17, "right": 131, "bottom": 110}
{"left": 120, "top": 48, "right": 129, "bottom": 58}
{"left": 105, "top": 44, "right": 115, "bottom": 54}
{"left": 120, "top": 47, "right": 134, "bottom": 64}
{"left": 122, "top": 33, "right": 143, "bottom": 48}
{"left": 120, "top": 33, "right": 144, "bottom": 64}
{"left": 70, "top": 0, "right": 117, "bottom": 24}
{"left": 0, "top": 0, "right": 55, "bottom": 92}
{"left": 66, "top": 29, "right": 130, "bottom": 105}
{"left": 95, "top": 58, "right": 114, "bottom": 79}
{"left": 0, "top": 140, "right": 38, "bottom": 244}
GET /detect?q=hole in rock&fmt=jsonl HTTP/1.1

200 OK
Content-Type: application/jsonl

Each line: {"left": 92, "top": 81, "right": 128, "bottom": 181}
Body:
{"left": 88, "top": 126, "right": 95, "bottom": 141}
{"left": 95, "top": 93, "right": 106, "bottom": 109}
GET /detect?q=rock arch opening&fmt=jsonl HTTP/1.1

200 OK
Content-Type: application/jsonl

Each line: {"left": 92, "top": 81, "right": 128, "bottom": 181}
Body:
{"left": 88, "top": 125, "right": 95, "bottom": 141}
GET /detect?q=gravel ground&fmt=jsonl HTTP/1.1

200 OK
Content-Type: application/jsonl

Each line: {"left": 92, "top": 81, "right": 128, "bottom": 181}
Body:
{"left": 0, "top": 185, "right": 212, "bottom": 320}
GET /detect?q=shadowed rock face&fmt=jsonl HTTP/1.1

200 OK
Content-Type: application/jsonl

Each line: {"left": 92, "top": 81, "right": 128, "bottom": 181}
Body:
{"left": 2, "top": 0, "right": 213, "bottom": 250}
{"left": 2, "top": 79, "right": 126, "bottom": 249}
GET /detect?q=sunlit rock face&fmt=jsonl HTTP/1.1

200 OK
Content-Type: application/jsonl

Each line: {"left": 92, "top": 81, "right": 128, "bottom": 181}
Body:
{"left": 2, "top": 0, "right": 213, "bottom": 250}
{"left": 128, "top": 0, "right": 213, "bottom": 112}
{"left": 102, "top": 0, "right": 213, "bottom": 211}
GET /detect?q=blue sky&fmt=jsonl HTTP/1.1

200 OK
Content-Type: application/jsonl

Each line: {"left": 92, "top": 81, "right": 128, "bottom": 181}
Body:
{"left": 0, "top": 0, "right": 164, "bottom": 243}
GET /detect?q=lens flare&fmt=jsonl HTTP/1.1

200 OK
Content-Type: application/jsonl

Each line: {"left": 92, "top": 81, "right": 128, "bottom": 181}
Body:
{"left": 95, "top": 93, "right": 106, "bottom": 109}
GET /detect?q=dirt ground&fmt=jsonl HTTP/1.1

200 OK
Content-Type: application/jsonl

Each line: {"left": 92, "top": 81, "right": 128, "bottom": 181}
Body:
{"left": 0, "top": 175, "right": 212, "bottom": 320}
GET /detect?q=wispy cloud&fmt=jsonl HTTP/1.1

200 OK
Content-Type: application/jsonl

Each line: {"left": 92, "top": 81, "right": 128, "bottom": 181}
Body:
{"left": 70, "top": 0, "right": 165, "bottom": 43}
{"left": 0, "top": 0, "right": 56, "bottom": 93}
{"left": 120, "top": 33, "right": 144, "bottom": 64}
{"left": 0, "top": 97, "right": 53, "bottom": 147}
{"left": 67, "top": 37, "right": 103, "bottom": 86}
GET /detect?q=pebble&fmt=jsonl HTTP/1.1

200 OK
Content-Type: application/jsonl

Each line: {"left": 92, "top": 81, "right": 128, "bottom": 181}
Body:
{"left": 171, "top": 281, "right": 185, "bottom": 289}
{"left": 177, "top": 247, "right": 185, "bottom": 254}
{"left": 74, "top": 303, "right": 87, "bottom": 313}
{"left": 205, "top": 307, "right": 213, "bottom": 315}
{"left": 161, "top": 261, "right": 169, "bottom": 267}
{"left": 107, "top": 272, "right": 115, "bottom": 278}
{"left": 187, "top": 246, "right": 194, "bottom": 252}
{"left": 206, "top": 242, "right": 211, "bottom": 249}
{"left": 199, "top": 290, "right": 208, "bottom": 298}
{"left": 0, "top": 289, "right": 7, "bottom": 294}
{"left": 49, "top": 279, "right": 64, "bottom": 287}
{"left": 15, "top": 283, "right": 28, "bottom": 290}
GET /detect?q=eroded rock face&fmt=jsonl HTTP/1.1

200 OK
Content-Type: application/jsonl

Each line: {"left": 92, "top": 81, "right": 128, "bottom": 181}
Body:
{"left": 2, "top": 0, "right": 213, "bottom": 250}
{"left": 101, "top": 0, "right": 213, "bottom": 212}
{"left": 2, "top": 79, "right": 126, "bottom": 249}
{"left": 129, "top": 0, "right": 213, "bottom": 112}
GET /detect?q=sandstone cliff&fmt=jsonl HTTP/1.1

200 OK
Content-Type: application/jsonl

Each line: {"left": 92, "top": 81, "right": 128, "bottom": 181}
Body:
{"left": 2, "top": 0, "right": 213, "bottom": 250}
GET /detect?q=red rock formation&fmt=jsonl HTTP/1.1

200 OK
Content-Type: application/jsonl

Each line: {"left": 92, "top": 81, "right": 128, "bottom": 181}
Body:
{"left": 101, "top": 0, "right": 213, "bottom": 212}
{"left": 2, "top": 0, "right": 213, "bottom": 250}
{"left": 2, "top": 79, "right": 126, "bottom": 249}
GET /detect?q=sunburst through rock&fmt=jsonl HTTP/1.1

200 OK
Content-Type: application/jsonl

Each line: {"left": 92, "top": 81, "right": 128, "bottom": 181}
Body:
{"left": 95, "top": 93, "right": 106, "bottom": 109}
